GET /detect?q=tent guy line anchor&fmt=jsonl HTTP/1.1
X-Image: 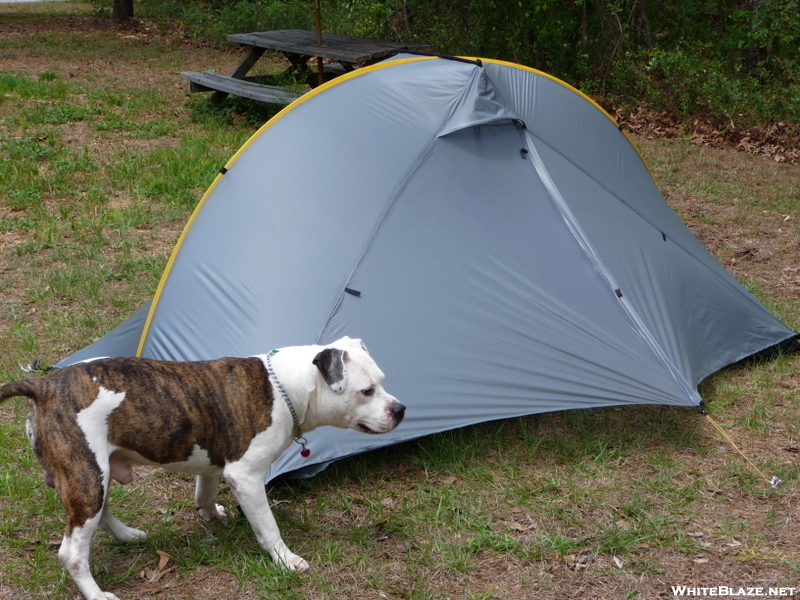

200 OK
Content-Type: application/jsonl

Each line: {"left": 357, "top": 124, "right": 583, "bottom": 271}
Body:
{"left": 704, "top": 413, "right": 782, "bottom": 489}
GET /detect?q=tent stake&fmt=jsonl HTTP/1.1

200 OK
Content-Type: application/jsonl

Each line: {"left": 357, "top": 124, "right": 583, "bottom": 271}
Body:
{"left": 704, "top": 414, "right": 782, "bottom": 489}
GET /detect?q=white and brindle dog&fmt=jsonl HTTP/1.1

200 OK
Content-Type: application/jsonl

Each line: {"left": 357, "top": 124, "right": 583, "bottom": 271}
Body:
{"left": 0, "top": 336, "right": 404, "bottom": 600}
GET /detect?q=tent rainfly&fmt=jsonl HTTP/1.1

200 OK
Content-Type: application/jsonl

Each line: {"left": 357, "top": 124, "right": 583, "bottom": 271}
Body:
{"left": 60, "top": 55, "right": 798, "bottom": 480}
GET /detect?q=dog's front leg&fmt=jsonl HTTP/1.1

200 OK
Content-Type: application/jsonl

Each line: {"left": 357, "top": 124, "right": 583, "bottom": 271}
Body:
{"left": 100, "top": 459, "right": 147, "bottom": 544}
{"left": 100, "top": 501, "right": 147, "bottom": 544}
{"left": 194, "top": 475, "right": 227, "bottom": 522}
{"left": 223, "top": 465, "right": 309, "bottom": 572}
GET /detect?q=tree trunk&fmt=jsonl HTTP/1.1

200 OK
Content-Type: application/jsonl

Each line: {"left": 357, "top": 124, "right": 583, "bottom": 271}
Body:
{"left": 745, "top": 0, "right": 763, "bottom": 71}
{"left": 112, "top": 0, "right": 134, "bottom": 22}
{"left": 640, "top": 0, "right": 653, "bottom": 49}
{"left": 594, "top": 0, "right": 625, "bottom": 86}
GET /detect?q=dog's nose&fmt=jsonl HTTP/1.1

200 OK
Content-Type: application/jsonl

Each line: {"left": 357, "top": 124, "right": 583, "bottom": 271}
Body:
{"left": 391, "top": 401, "right": 406, "bottom": 423}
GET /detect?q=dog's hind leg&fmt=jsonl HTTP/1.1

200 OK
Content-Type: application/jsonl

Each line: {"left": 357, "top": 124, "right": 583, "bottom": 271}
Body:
{"left": 99, "top": 452, "right": 147, "bottom": 544}
{"left": 194, "top": 475, "right": 227, "bottom": 523}
{"left": 59, "top": 513, "right": 121, "bottom": 600}
{"left": 100, "top": 502, "right": 147, "bottom": 544}
{"left": 55, "top": 466, "right": 121, "bottom": 600}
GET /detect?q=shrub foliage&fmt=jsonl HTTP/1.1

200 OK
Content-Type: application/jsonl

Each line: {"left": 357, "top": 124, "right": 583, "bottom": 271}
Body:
{"left": 117, "top": 0, "right": 800, "bottom": 127}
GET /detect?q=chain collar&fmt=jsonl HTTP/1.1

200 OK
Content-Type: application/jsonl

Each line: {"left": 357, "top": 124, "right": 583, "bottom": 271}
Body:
{"left": 265, "top": 351, "right": 310, "bottom": 458}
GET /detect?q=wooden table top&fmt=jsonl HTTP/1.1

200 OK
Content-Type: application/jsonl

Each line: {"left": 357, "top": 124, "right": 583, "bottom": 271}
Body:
{"left": 227, "top": 29, "right": 430, "bottom": 65}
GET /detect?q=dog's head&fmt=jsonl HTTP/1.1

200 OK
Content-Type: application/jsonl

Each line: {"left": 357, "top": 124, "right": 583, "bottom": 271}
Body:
{"left": 313, "top": 337, "right": 405, "bottom": 435}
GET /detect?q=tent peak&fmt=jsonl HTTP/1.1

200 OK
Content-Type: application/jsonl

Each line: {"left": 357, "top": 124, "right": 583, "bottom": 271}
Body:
{"left": 438, "top": 67, "right": 522, "bottom": 137}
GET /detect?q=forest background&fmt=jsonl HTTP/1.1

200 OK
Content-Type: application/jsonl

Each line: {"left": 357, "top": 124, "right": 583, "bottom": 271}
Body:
{"left": 96, "top": 0, "right": 800, "bottom": 136}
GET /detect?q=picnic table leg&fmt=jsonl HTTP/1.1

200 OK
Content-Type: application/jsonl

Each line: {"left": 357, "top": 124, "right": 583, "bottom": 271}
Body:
{"left": 230, "top": 46, "right": 267, "bottom": 78}
{"left": 283, "top": 52, "right": 314, "bottom": 75}
{"left": 211, "top": 46, "right": 267, "bottom": 101}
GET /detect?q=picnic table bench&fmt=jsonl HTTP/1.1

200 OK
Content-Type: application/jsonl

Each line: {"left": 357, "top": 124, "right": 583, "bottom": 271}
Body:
{"left": 181, "top": 29, "right": 431, "bottom": 105}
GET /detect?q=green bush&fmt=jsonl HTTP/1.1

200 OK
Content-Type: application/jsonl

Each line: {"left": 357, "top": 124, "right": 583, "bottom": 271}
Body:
{"left": 111, "top": 0, "right": 800, "bottom": 126}
{"left": 605, "top": 44, "right": 800, "bottom": 126}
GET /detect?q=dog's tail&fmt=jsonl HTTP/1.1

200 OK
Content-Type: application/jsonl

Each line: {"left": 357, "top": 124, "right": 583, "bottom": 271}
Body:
{"left": 0, "top": 379, "right": 41, "bottom": 404}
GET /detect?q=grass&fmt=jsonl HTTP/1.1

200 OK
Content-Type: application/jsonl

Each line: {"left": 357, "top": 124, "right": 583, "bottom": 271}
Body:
{"left": 1, "top": 3, "right": 799, "bottom": 599}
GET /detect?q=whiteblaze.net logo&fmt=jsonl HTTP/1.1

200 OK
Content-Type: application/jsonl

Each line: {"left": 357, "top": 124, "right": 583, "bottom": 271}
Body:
{"left": 671, "top": 588, "right": 797, "bottom": 597}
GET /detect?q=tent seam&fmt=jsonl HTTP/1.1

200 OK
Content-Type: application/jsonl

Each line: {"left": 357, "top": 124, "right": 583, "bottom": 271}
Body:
{"left": 479, "top": 58, "right": 663, "bottom": 200}
{"left": 524, "top": 132, "right": 782, "bottom": 317}
{"left": 522, "top": 129, "right": 702, "bottom": 407}
{"left": 316, "top": 61, "right": 484, "bottom": 343}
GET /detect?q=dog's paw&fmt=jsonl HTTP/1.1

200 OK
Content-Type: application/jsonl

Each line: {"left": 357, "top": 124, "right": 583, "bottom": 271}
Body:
{"left": 270, "top": 546, "right": 310, "bottom": 572}
{"left": 197, "top": 503, "right": 227, "bottom": 523}
{"left": 283, "top": 553, "right": 310, "bottom": 572}
{"left": 118, "top": 527, "right": 148, "bottom": 544}
{"left": 103, "top": 592, "right": 122, "bottom": 600}
{"left": 288, "top": 555, "right": 310, "bottom": 572}
{"left": 101, "top": 522, "right": 147, "bottom": 544}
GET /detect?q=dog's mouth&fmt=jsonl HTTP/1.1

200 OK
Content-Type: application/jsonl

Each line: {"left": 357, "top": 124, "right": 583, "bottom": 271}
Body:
{"left": 357, "top": 423, "right": 381, "bottom": 435}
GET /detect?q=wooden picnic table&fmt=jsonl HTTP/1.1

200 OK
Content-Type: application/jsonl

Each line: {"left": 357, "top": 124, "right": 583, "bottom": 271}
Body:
{"left": 180, "top": 29, "right": 431, "bottom": 105}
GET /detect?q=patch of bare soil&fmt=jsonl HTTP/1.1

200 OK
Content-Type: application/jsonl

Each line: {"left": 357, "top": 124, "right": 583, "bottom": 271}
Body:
{"left": 688, "top": 201, "right": 800, "bottom": 301}
{"left": 0, "top": 10, "right": 218, "bottom": 47}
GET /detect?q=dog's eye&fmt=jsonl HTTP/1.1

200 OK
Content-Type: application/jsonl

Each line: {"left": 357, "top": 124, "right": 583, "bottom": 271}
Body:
{"left": 362, "top": 387, "right": 375, "bottom": 397}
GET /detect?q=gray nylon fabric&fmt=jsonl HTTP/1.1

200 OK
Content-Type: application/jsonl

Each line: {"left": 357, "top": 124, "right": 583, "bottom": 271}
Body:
{"left": 59, "top": 56, "right": 796, "bottom": 480}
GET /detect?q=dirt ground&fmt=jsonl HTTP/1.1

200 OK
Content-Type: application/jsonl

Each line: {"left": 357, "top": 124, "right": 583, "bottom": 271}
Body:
{"left": 1, "top": 7, "right": 799, "bottom": 600}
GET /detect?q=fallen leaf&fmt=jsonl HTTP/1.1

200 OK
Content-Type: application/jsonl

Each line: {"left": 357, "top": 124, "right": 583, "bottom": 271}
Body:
{"left": 704, "top": 476, "right": 723, "bottom": 494}
{"left": 157, "top": 550, "right": 172, "bottom": 571}
{"left": 141, "top": 567, "right": 162, "bottom": 583}
{"left": 505, "top": 519, "right": 535, "bottom": 532}
{"left": 613, "top": 556, "right": 624, "bottom": 569}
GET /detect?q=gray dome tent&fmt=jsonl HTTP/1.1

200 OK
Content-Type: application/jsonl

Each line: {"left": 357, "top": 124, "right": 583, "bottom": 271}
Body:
{"left": 61, "top": 55, "right": 797, "bottom": 480}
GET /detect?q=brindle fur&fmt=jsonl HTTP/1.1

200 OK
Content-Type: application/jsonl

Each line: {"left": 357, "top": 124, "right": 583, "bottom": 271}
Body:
{"left": 0, "top": 357, "right": 274, "bottom": 533}
{"left": 0, "top": 338, "right": 404, "bottom": 600}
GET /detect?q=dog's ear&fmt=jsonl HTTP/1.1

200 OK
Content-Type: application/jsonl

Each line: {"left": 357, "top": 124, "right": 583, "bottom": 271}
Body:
{"left": 336, "top": 336, "right": 369, "bottom": 354}
{"left": 312, "top": 348, "right": 347, "bottom": 393}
